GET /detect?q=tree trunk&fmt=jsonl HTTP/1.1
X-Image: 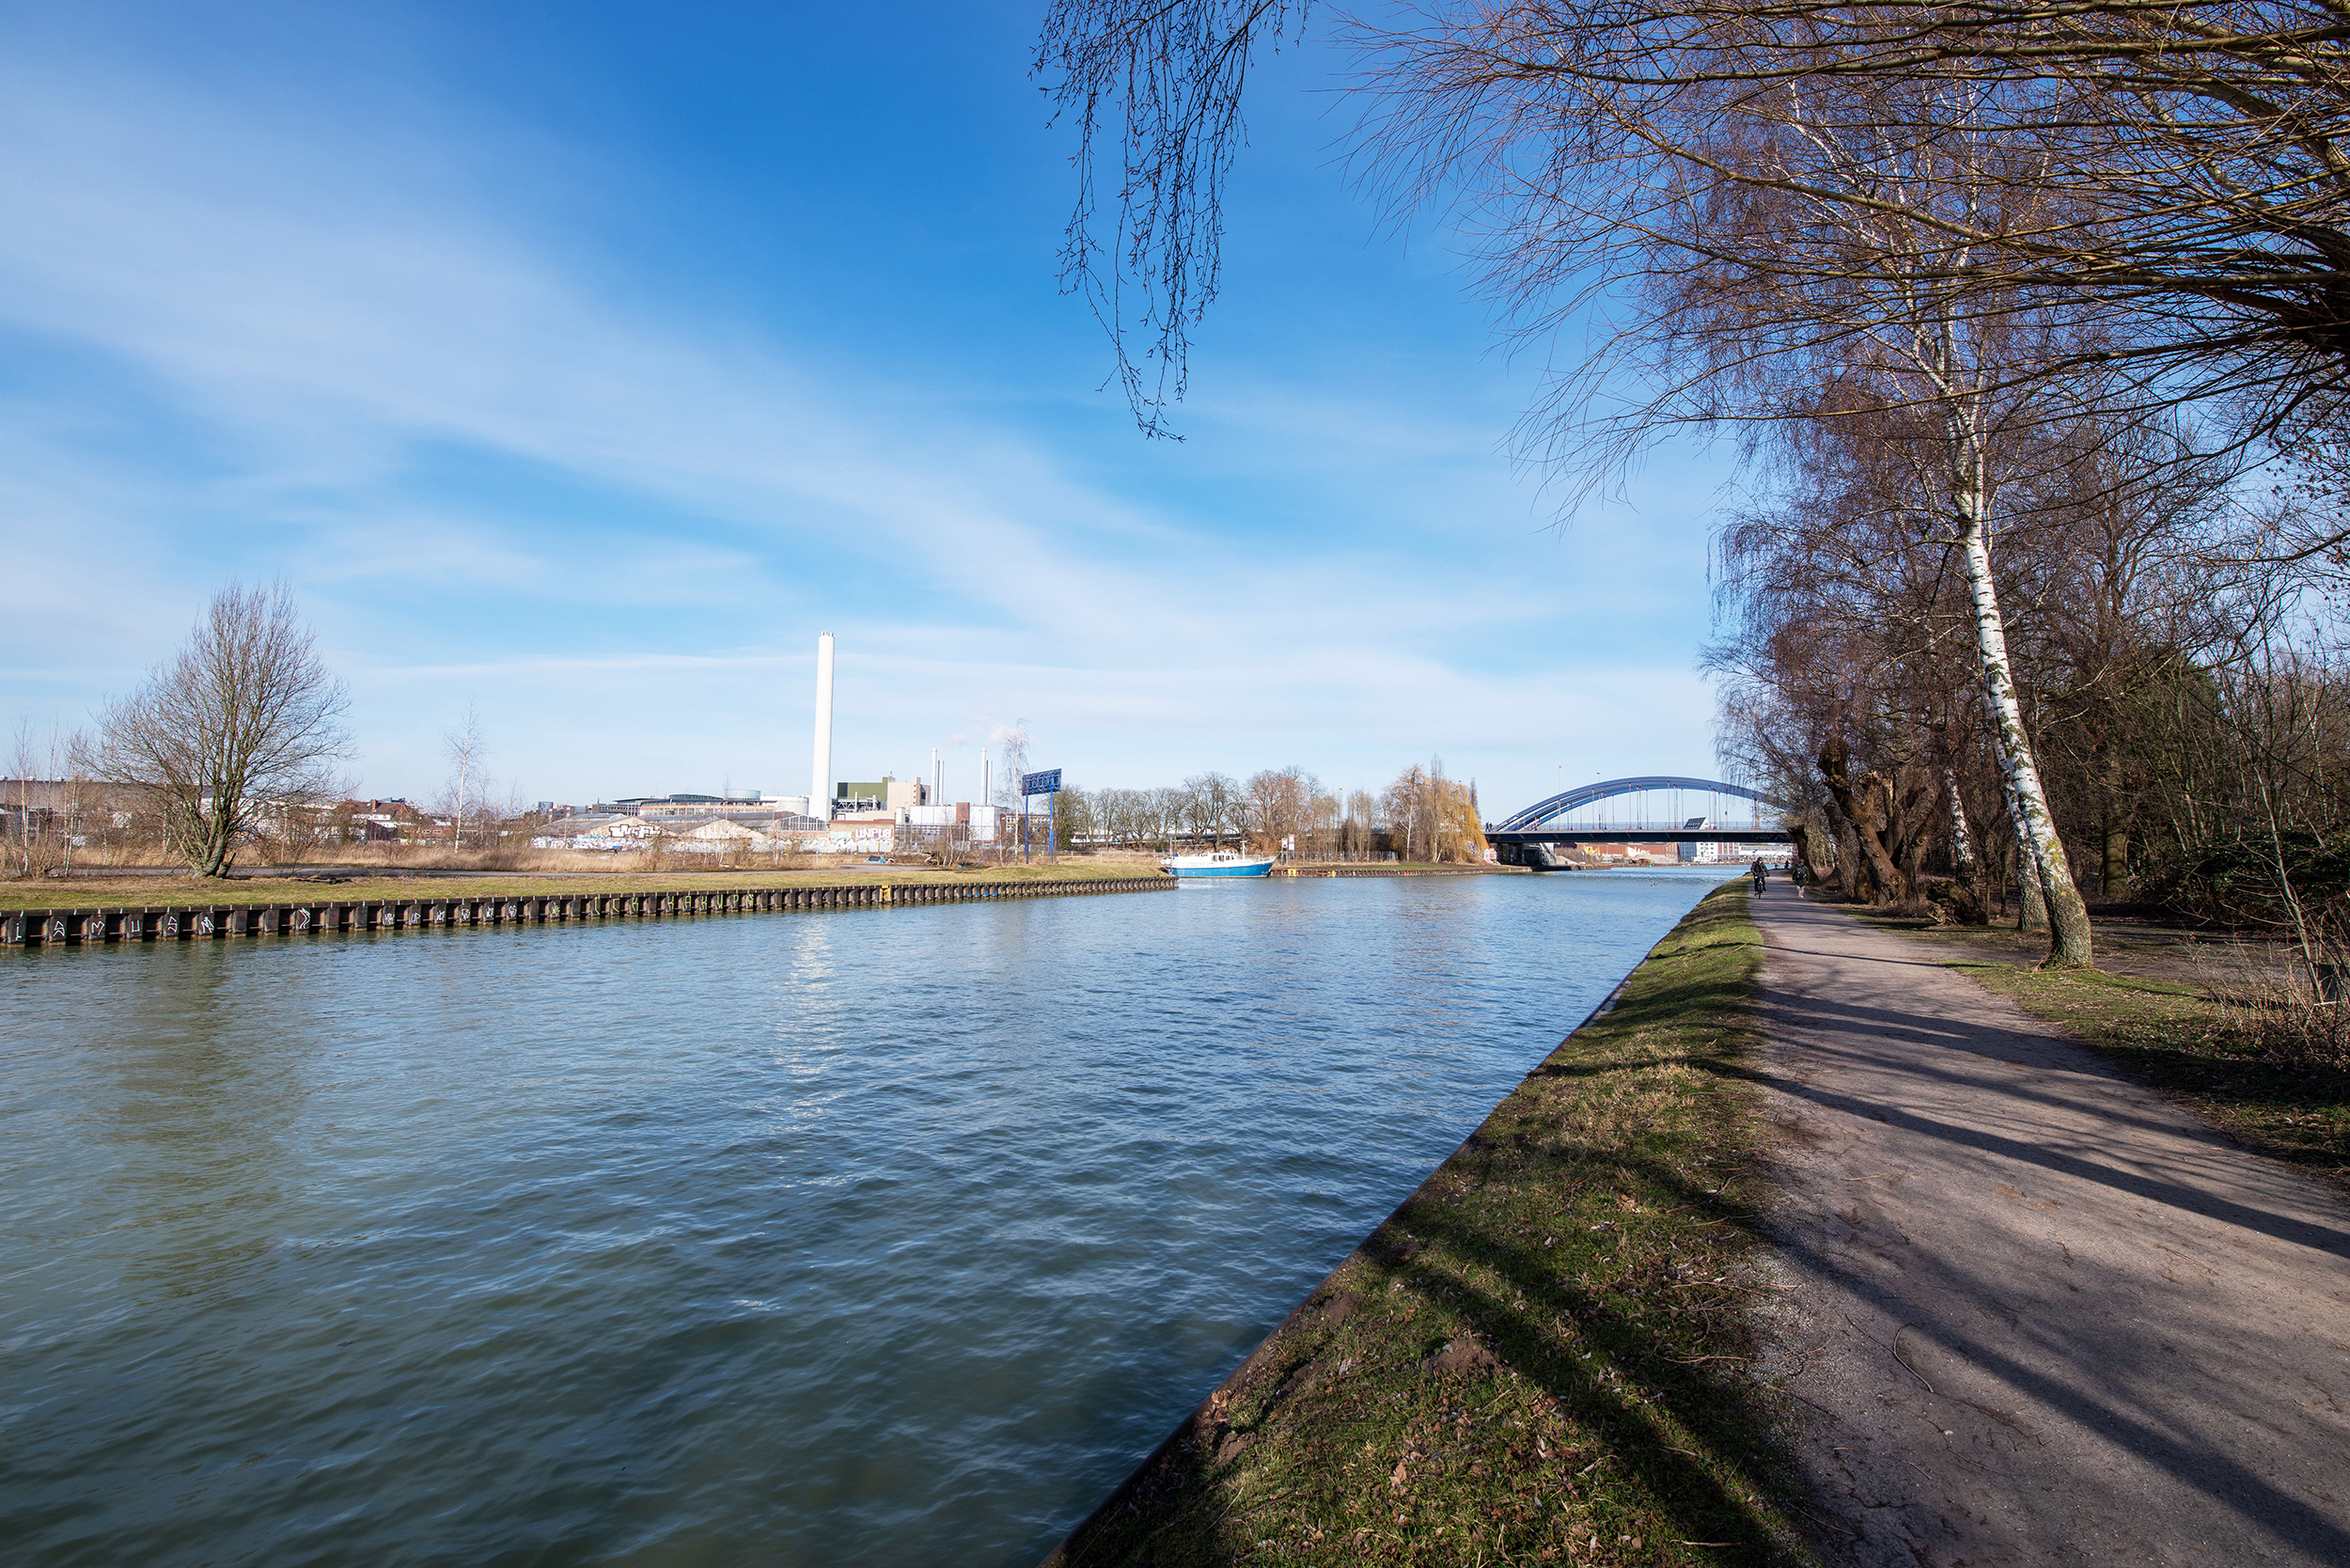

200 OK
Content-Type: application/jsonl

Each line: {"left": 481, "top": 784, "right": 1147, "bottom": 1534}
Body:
{"left": 1992, "top": 727, "right": 2050, "bottom": 931}
{"left": 1944, "top": 766, "right": 1973, "bottom": 878}
{"left": 1947, "top": 764, "right": 1995, "bottom": 915}
{"left": 1818, "top": 741, "right": 1904, "bottom": 902}
{"left": 1855, "top": 774, "right": 1908, "bottom": 902}
{"left": 2016, "top": 839, "right": 2051, "bottom": 931}
{"left": 1791, "top": 812, "right": 1837, "bottom": 886}
{"left": 1890, "top": 767, "right": 1937, "bottom": 900}
{"left": 2100, "top": 751, "right": 2130, "bottom": 898}
{"left": 1956, "top": 491, "right": 2092, "bottom": 965}
{"left": 188, "top": 802, "right": 235, "bottom": 877}
{"left": 1818, "top": 757, "right": 1866, "bottom": 899}
{"left": 1835, "top": 816, "right": 1867, "bottom": 898}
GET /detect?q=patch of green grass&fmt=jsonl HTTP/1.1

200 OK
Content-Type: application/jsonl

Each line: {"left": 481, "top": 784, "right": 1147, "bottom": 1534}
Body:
{"left": 1044, "top": 885, "right": 1816, "bottom": 1568}
{"left": 1952, "top": 962, "right": 2350, "bottom": 1192}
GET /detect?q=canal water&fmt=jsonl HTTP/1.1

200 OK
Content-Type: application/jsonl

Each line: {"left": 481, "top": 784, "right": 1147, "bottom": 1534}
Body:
{"left": 4, "top": 869, "right": 1738, "bottom": 1566}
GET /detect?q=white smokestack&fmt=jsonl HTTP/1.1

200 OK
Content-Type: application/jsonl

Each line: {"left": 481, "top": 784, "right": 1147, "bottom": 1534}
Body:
{"left": 811, "top": 632, "right": 836, "bottom": 823}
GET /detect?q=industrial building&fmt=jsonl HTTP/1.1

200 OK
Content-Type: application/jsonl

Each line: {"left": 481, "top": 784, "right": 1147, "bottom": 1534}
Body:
{"left": 591, "top": 792, "right": 808, "bottom": 822}
{"left": 540, "top": 634, "right": 1003, "bottom": 855}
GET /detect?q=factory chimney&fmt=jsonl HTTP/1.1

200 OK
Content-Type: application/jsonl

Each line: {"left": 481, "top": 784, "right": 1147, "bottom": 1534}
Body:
{"left": 810, "top": 632, "right": 835, "bottom": 823}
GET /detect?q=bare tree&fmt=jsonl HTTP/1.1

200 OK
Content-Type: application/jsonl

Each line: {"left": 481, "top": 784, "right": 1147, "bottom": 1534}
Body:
{"left": 1182, "top": 770, "right": 1240, "bottom": 846}
{"left": 1492, "top": 55, "right": 2108, "bottom": 956}
{"left": 1043, "top": 4, "right": 2350, "bottom": 456}
{"left": 1408, "top": 0, "right": 2350, "bottom": 436}
{"left": 1242, "top": 764, "right": 1320, "bottom": 853}
{"left": 1037, "top": 0, "right": 1312, "bottom": 434}
{"left": 85, "top": 582, "right": 352, "bottom": 877}
{"left": 993, "top": 721, "right": 1034, "bottom": 855}
{"left": 1036, "top": 4, "right": 2350, "bottom": 952}
{"left": 6, "top": 720, "right": 73, "bottom": 879}
{"left": 1342, "top": 787, "right": 1384, "bottom": 857}
{"left": 993, "top": 721, "right": 1033, "bottom": 808}
{"left": 443, "top": 704, "right": 486, "bottom": 851}
{"left": 1147, "top": 784, "right": 1186, "bottom": 853}
{"left": 1382, "top": 758, "right": 1489, "bottom": 864}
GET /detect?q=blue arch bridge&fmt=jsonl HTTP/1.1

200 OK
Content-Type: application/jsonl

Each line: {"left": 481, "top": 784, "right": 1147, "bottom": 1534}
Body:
{"left": 1485, "top": 776, "right": 1795, "bottom": 870}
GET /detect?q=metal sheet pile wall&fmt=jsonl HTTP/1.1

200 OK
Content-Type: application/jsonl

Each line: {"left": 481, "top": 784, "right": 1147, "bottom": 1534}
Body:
{"left": 3, "top": 877, "right": 1175, "bottom": 947}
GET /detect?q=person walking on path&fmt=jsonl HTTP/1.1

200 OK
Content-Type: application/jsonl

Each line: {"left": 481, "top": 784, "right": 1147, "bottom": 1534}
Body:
{"left": 1747, "top": 887, "right": 2350, "bottom": 1566}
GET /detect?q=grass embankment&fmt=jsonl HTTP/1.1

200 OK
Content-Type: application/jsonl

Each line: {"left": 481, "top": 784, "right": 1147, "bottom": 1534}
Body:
{"left": 1044, "top": 885, "right": 1815, "bottom": 1568}
{"left": 1843, "top": 912, "right": 2350, "bottom": 1195}
{"left": 0, "top": 860, "right": 1161, "bottom": 913}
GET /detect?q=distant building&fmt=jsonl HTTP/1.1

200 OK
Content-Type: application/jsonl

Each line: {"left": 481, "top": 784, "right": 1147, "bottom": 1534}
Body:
{"left": 826, "top": 776, "right": 932, "bottom": 822}
{"left": 336, "top": 798, "right": 431, "bottom": 843}
{"left": 557, "top": 815, "right": 660, "bottom": 850}
{"left": 1677, "top": 819, "right": 1722, "bottom": 864}
{"left": 832, "top": 779, "right": 885, "bottom": 816}
{"left": 2, "top": 777, "right": 158, "bottom": 842}
{"left": 602, "top": 792, "right": 777, "bottom": 823}
{"left": 901, "top": 803, "right": 1002, "bottom": 841}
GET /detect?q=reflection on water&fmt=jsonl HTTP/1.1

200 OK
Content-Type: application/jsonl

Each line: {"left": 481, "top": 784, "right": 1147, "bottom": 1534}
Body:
{"left": 2, "top": 870, "right": 1734, "bottom": 1566}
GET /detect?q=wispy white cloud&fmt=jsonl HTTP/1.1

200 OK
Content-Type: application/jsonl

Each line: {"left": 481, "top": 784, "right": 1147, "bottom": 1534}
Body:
{"left": 0, "top": 35, "right": 1725, "bottom": 806}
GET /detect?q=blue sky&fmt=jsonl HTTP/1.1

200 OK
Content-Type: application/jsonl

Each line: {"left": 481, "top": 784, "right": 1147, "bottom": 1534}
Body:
{"left": 0, "top": 1, "right": 1731, "bottom": 815}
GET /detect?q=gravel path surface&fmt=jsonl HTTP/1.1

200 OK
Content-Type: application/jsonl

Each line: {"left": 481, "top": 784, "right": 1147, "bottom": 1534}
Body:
{"left": 1748, "top": 889, "right": 2350, "bottom": 1566}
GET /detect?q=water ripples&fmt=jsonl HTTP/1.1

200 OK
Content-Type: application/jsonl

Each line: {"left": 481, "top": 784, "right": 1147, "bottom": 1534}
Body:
{"left": 1, "top": 870, "right": 1732, "bottom": 1565}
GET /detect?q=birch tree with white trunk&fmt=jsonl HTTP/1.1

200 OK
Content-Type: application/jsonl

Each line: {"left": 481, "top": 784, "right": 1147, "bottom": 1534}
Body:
{"left": 443, "top": 705, "right": 485, "bottom": 852}
{"left": 1041, "top": 3, "right": 2342, "bottom": 963}
{"left": 1433, "top": 55, "right": 2102, "bottom": 955}
{"left": 1733, "top": 131, "right": 2097, "bottom": 958}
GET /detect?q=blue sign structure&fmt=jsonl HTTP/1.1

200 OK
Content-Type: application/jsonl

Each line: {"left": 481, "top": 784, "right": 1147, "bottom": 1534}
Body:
{"left": 1019, "top": 769, "right": 1062, "bottom": 863}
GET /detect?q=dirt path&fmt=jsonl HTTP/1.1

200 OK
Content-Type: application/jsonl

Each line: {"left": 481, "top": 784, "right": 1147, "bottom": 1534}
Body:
{"left": 1748, "top": 889, "right": 2350, "bottom": 1567}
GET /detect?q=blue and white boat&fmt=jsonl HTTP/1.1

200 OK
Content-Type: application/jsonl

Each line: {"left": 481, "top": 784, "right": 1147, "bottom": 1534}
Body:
{"left": 1161, "top": 849, "right": 1277, "bottom": 879}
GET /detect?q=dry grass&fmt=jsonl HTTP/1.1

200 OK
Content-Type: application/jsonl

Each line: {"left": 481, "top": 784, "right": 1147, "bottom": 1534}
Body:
{"left": 1842, "top": 908, "right": 2350, "bottom": 1195}
{"left": 0, "top": 856, "right": 1167, "bottom": 912}
{"left": 6, "top": 839, "right": 1179, "bottom": 881}
{"left": 1043, "top": 885, "right": 1817, "bottom": 1568}
{"left": 8, "top": 842, "right": 842, "bottom": 877}
{"left": 2205, "top": 965, "right": 2350, "bottom": 1074}
{"left": 1949, "top": 963, "right": 2349, "bottom": 1192}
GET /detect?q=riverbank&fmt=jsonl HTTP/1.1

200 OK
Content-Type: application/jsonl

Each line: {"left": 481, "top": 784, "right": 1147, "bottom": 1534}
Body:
{"left": 0, "top": 858, "right": 1529, "bottom": 911}
{"left": 1, "top": 871, "right": 1171, "bottom": 947}
{"left": 1041, "top": 882, "right": 1815, "bottom": 1568}
{"left": 0, "top": 859, "right": 1166, "bottom": 915}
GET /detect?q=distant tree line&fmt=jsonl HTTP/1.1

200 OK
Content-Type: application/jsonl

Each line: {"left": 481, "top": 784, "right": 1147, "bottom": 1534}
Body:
{"left": 1032, "top": 760, "right": 1489, "bottom": 863}
{"left": 8, "top": 585, "right": 1501, "bottom": 880}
